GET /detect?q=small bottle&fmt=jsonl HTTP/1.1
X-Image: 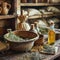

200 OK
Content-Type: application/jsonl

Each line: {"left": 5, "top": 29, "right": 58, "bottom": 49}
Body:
{"left": 34, "top": 22, "right": 39, "bottom": 33}
{"left": 34, "top": 22, "right": 44, "bottom": 45}
{"left": 7, "top": 29, "right": 13, "bottom": 39}
{"left": 34, "top": 22, "right": 41, "bottom": 34}
{"left": 30, "top": 24, "right": 38, "bottom": 34}
{"left": 48, "top": 21, "right": 55, "bottom": 45}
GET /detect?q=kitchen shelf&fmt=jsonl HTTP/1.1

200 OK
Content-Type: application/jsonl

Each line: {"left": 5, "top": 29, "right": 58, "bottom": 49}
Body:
{"left": 0, "top": 15, "right": 16, "bottom": 20}
{"left": 28, "top": 13, "right": 60, "bottom": 19}
{"left": 28, "top": 15, "right": 41, "bottom": 19}
{"left": 0, "top": 0, "right": 17, "bottom": 36}
{"left": 19, "top": 0, "right": 60, "bottom": 29}
{"left": 21, "top": 3, "right": 60, "bottom": 6}
{"left": 43, "top": 13, "right": 60, "bottom": 18}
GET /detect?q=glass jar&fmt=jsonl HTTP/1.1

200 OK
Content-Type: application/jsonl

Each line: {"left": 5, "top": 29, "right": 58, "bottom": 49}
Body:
{"left": 21, "top": 0, "right": 27, "bottom": 3}
{"left": 38, "top": 0, "right": 47, "bottom": 3}
{"left": 27, "top": 0, "right": 35, "bottom": 3}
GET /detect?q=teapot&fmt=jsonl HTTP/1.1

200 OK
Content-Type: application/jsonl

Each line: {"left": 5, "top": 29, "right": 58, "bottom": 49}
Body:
{"left": 1, "top": 2, "right": 11, "bottom": 15}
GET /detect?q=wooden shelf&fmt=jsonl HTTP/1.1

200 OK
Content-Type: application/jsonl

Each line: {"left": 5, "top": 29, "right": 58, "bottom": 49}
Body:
{"left": 28, "top": 15, "right": 41, "bottom": 19}
{"left": 0, "top": 15, "right": 16, "bottom": 20}
{"left": 21, "top": 3, "right": 60, "bottom": 6}
{"left": 28, "top": 13, "right": 60, "bottom": 19}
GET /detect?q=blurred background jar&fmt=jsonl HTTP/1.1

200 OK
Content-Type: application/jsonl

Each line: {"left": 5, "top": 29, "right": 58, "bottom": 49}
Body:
{"left": 38, "top": 0, "right": 47, "bottom": 3}
{"left": 21, "top": 0, "right": 27, "bottom": 3}
{"left": 51, "top": 0, "right": 60, "bottom": 3}
{"left": 48, "top": 0, "right": 60, "bottom": 3}
{"left": 27, "top": 0, "right": 35, "bottom": 3}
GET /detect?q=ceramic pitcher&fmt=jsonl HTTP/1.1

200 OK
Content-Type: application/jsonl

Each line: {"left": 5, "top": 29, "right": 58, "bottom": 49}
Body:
{"left": 1, "top": 2, "right": 11, "bottom": 15}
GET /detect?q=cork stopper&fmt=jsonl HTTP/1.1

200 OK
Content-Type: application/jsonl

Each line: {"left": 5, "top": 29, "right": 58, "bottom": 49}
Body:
{"left": 49, "top": 20, "right": 55, "bottom": 30}
{"left": 49, "top": 20, "right": 54, "bottom": 25}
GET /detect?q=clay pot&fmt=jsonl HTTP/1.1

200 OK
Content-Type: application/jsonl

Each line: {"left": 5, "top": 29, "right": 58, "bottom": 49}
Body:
{"left": 1, "top": 2, "right": 11, "bottom": 15}
{"left": 4, "top": 31, "right": 39, "bottom": 51}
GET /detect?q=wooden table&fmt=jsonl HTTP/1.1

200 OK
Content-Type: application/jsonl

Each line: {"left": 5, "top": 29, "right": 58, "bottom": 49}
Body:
{"left": 0, "top": 40, "right": 60, "bottom": 60}
{"left": 43, "top": 40, "right": 60, "bottom": 60}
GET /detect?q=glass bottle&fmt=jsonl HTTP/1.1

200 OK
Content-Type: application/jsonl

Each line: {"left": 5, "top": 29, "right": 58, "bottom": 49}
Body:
{"left": 7, "top": 29, "right": 13, "bottom": 39}
{"left": 34, "top": 22, "right": 44, "bottom": 45}
{"left": 34, "top": 22, "right": 39, "bottom": 33}
{"left": 48, "top": 21, "right": 55, "bottom": 45}
{"left": 34, "top": 21, "right": 42, "bottom": 34}
{"left": 29, "top": 24, "right": 38, "bottom": 34}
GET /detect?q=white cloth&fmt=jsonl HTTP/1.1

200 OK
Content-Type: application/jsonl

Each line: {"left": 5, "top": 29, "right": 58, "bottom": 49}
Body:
{"left": 17, "top": 22, "right": 30, "bottom": 31}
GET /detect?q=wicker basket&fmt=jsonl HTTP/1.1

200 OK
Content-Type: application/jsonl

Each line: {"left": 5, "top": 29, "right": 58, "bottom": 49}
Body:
{"left": 4, "top": 30, "right": 39, "bottom": 52}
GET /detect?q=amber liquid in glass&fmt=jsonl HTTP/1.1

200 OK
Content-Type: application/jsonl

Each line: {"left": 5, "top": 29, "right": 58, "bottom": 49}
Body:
{"left": 48, "top": 29, "right": 55, "bottom": 45}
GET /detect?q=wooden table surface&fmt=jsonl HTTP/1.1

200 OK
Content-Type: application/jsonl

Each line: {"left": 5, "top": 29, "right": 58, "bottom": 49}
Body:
{"left": 0, "top": 40, "right": 60, "bottom": 60}
{"left": 43, "top": 40, "right": 60, "bottom": 60}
